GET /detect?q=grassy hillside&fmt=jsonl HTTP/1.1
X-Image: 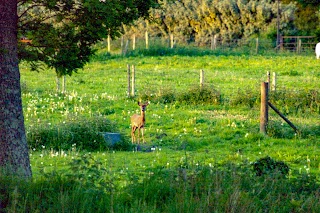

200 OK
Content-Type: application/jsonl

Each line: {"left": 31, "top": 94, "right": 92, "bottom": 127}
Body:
{"left": 5, "top": 50, "right": 319, "bottom": 212}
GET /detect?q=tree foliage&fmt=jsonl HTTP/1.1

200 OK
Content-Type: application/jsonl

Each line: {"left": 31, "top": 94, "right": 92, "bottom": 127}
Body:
{"left": 283, "top": 0, "right": 320, "bottom": 37}
{"left": 124, "top": 0, "right": 296, "bottom": 45}
{"left": 18, "top": 0, "right": 158, "bottom": 76}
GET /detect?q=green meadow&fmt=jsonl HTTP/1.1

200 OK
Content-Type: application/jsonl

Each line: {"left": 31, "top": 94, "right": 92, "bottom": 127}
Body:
{"left": 2, "top": 49, "right": 319, "bottom": 212}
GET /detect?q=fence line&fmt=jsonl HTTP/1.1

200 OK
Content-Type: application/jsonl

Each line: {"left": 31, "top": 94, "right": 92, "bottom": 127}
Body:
{"left": 104, "top": 34, "right": 318, "bottom": 55}
{"left": 121, "top": 67, "right": 319, "bottom": 117}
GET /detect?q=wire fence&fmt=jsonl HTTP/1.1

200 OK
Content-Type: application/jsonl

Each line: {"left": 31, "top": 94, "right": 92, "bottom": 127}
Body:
{"left": 102, "top": 35, "right": 318, "bottom": 55}
{"left": 123, "top": 66, "right": 319, "bottom": 114}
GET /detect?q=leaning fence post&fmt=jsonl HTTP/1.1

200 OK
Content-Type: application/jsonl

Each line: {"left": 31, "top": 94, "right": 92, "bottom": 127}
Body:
{"left": 200, "top": 69, "right": 204, "bottom": 89}
{"left": 260, "top": 82, "right": 269, "bottom": 135}
{"left": 131, "top": 65, "right": 135, "bottom": 97}
{"left": 127, "top": 64, "right": 131, "bottom": 97}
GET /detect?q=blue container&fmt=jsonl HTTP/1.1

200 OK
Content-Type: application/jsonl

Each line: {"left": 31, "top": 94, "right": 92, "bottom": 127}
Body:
{"left": 101, "top": 132, "right": 121, "bottom": 146}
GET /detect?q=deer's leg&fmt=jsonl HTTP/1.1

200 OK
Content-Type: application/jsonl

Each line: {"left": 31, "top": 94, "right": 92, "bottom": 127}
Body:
{"left": 137, "top": 127, "right": 141, "bottom": 144}
{"left": 141, "top": 128, "right": 145, "bottom": 143}
{"left": 131, "top": 126, "right": 137, "bottom": 144}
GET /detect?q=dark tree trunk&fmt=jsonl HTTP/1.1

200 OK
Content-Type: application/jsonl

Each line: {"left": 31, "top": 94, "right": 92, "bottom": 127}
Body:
{"left": 0, "top": 0, "right": 32, "bottom": 177}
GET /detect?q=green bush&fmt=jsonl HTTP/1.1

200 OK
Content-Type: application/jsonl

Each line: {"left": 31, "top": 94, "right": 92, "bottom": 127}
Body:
{"left": 177, "top": 86, "right": 221, "bottom": 105}
{"left": 229, "top": 88, "right": 259, "bottom": 108}
{"left": 26, "top": 116, "right": 131, "bottom": 151}
{"left": 269, "top": 89, "right": 320, "bottom": 114}
{"left": 253, "top": 156, "right": 290, "bottom": 177}
{"left": 141, "top": 86, "right": 221, "bottom": 105}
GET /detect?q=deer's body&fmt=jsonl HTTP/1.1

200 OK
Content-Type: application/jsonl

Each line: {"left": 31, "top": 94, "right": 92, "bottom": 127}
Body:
{"left": 131, "top": 102, "right": 149, "bottom": 144}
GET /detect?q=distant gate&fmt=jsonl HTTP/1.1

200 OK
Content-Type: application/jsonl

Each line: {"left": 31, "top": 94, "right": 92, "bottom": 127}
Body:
{"left": 279, "top": 36, "right": 317, "bottom": 53}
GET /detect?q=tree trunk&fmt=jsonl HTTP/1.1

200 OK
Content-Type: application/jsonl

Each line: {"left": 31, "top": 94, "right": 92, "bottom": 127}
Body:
{"left": 0, "top": 0, "right": 32, "bottom": 177}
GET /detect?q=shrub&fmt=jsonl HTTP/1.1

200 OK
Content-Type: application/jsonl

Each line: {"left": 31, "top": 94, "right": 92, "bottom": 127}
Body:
{"left": 26, "top": 116, "right": 131, "bottom": 151}
{"left": 229, "top": 88, "right": 259, "bottom": 108}
{"left": 177, "top": 86, "right": 221, "bottom": 105}
{"left": 140, "top": 86, "right": 221, "bottom": 105}
{"left": 269, "top": 89, "right": 320, "bottom": 114}
{"left": 253, "top": 156, "right": 290, "bottom": 177}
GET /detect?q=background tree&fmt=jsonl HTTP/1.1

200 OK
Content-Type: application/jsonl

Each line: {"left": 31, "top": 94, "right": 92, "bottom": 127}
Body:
{"left": 0, "top": 0, "right": 32, "bottom": 178}
{"left": 18, "top": 0, "right": 158, "bottom": 88}
{"left": 125, "top": 0, "right": 296, "bottom": 46}
{"left": 0, "top": 0, "right": 157, "bottom": 177}
{"left": 283, "top": 0, "right": 320, "bottom": 38}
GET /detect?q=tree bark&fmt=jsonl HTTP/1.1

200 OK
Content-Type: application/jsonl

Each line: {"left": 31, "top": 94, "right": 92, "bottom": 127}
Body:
{"left": 0, "top": 0, "right": 32, "bottom": 177}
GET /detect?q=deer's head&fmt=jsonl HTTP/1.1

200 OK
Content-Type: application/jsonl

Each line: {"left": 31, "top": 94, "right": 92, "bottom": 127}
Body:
{"left": 138, "top": 101, "right": 149, "bottom": 112}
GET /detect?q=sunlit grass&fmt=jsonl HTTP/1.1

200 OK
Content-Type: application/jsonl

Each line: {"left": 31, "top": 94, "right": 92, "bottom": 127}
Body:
{"left": 10, "top": 50, "right": 319, "bottom": 211}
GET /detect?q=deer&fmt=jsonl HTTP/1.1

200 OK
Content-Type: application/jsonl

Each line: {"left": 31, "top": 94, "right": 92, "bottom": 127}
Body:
{"left": 131, "top": 101, "right": 149, "bottom": 144}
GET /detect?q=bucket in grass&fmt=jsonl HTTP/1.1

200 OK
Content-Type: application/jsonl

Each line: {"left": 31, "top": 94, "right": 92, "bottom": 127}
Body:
{"left": 100, "top": 132, "right": 121, "bottom": 146}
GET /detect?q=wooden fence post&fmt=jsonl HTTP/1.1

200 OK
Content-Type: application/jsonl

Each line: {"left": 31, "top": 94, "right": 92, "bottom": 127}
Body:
{"left": 256, "top": 38, "right": 259, "bottom": 54}
{"left": 272, "top": 72, "right": 277, "bottom": 91}
{"left": 107, "top": 34, "right": 111, "bottom": 52}
{"left": 200, "top": 70, "right": 204, "bottom": 89}
{"left": 132, "top": 34, "right": 136, "bottom": 50}
{"left": 170, "top": 33, "right": 174, "bottom": 48}
{"left": 56, "top": 76, "right": 60, "bottom": 92}
{"left": 123, "top": 39, "right": 129, "bottom": 56}
{"left": 127, "top": 64, "right": 131, "bottom": 97}
{"left": 131, "top": 65, "right": 135, "bottom": 97}
{"left": 213, "top": 35, "right": 217, "bottom": 50}
{"left": 121, "top": 36, "right": 124, "bottom": 54}
{"left": 267, "top": 71, "right": 270, "bottom": 90}
{"left": 297, "top": 39, "right": 301, "bottom": 54}
{"left": 260, "top": 82, "right": 269, "bottom": 134}
{"left": 145, "top": 31, "right": 149, "bottom": 49}
{"left": 62, "top": 75, "right": 66, "bottom": 93}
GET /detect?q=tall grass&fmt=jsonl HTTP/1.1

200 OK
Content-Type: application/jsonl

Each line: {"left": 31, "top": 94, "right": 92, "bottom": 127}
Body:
{"left": 1, "top": 156, "right": 319, "bottom": 212}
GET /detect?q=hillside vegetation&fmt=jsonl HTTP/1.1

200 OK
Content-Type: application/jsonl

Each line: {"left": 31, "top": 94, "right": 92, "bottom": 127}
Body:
{"left": 4, "top": 49, "right": 319, "bottom": 212}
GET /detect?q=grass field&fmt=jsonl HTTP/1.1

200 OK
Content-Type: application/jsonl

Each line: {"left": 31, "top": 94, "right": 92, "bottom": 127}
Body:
{"left": 3, "top": 49, "right": 319, "bottom": 212}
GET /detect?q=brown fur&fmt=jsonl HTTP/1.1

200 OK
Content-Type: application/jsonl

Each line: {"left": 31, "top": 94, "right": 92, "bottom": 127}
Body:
{"left": 131, "top": 102, "right": 149, "bottom": 144}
